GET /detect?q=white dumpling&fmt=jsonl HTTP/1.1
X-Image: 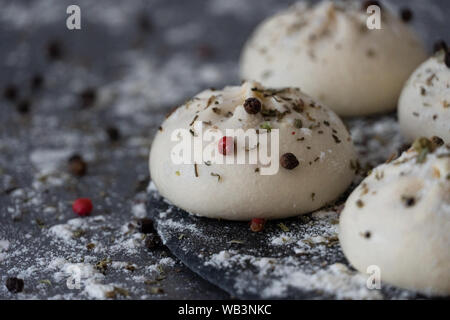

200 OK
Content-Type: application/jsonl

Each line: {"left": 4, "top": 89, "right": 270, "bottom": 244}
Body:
{"left": 149, "top": 81, "right": 357, "bottom": 220}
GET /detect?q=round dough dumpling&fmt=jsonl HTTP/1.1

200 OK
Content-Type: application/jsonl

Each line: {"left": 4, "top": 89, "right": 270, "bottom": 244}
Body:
{"left": 149, "top": 81, "right": 357, "bottom": 221}
{"left": 240, "top": 0, "right": 427, "bottom": 116}
{"left": 339, "top": 137, "right": 450, "bottom": 296}
{"left": 398, "top": 47, "right": 450, "bottom": 143}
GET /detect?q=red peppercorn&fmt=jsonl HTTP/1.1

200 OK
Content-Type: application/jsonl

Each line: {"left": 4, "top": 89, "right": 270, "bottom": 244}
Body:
{"left": 445, "top": 51, "right": 450, "bottom": 69}
{"left": 250, "top": 218, "right": 266, "bottom": 232}
{"left": 218, "top": 136, "right": 234, "bottom": 155}
{"left": 72, "top": 198, "right": 93, "bottom": 216}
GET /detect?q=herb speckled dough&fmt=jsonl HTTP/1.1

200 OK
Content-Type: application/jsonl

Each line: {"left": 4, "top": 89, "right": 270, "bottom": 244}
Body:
{"left": 149, "top": 81, "right": 357, "bottom": 220}
{"left": 339, "top": 141, "right": 450, "bottom": 296}
{"left": 240, "top": 0, "right": 427, "bottom": 116}
{"left": 398, "top": 51, "right": 450, "bottom": 143}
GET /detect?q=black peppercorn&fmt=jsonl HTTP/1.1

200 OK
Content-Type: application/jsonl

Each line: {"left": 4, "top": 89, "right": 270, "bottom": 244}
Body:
{"left": 433, "top": 40, "right": 447, "bottom": 54}
{"left": 244, "top": 98, "right": 262, "bottom": 114}
{"left": 280, "top": 153, "right": 299, "bottom": 170}
{"left": 6, "top": 277, "right": 24, "bottom": 293}
{"left": 68, "top": 154, "right": 87, "bottom": 177}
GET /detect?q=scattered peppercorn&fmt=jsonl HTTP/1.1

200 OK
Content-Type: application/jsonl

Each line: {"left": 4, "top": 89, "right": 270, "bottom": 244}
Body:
{"left": 356, "top": 200, "right": 364, "bottom": 208}
{"left": 31, "top": 74, "right": 44, "bottom": 90}
{"left": 68, "top": 154, "right": 87, "bottom": 177}
{"left": 3, "top": 84, "right": 18, "bottom": 101}
{"left": 243, "top": 98, "right": 262, "bottom": 114}
{"left": 106, "top": 126, "right": 121, "bottom": 142}
{"left": 149, "top": 287, "right": 164, "bottom": 294}
{"left": 197, "top": 44, "right": 215, "bottom": 59}
{"left": 5, "top": 277, "right": 24, "bottom": 293}
{"left": 362, "top": 0, "right": 381, "bottom": 11}
{"left": 138, "top": 218, "right": 156, "bottom": 234}
{"left": 250, "top": 218, "right": 265, "bottom": 232}
{"left": 46, "top": 40, "right": 63, "bottom": 60}
{"left": 145, "top": 233, "right": 162, "bottom": 249}
{"left": 80, "top": 88, "right": 97, "bottom": 108}
{"left": 137, "top": 13, "right": 153, "bottom": 33}
{"left": 401, "top": 195, "right": 416, "bottom": 207}
{"left": 362, "top": 231, "right": 371, "bottom": 239}
{"left": 218, "top": 136, "right": 234, "bottom": 156}
{"left": 413, "top": 137, "right": 438, "bottom": 163}
{"left": 280, "top": 153, "right": 299, "bottom": 170}
{"left": 135, "top": 176, "right": 150, "bottom": 193}
{"left": 16, "top": 99, "right": 30, "bottom": 114}
{"left": 433, "top": 40, "right": 447, "bottom": 54}
{"left": 400, "top": 8, "right": 413, "bottom": 23}
{"left": 294, "top": 119, "right": 303, "bottom": 129}
{"left": 72, "top": 198, "right": 93, "bottom": 217}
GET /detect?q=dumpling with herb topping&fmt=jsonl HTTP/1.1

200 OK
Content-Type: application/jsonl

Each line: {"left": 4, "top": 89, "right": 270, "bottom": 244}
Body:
{"left": 149, "top": 81, "right": 357, "bottom": 220}
{"left": 398, "top": 45, "right": 450, "bottom": 143}
{"left": 240, "top": 0, "right": 426, "bottom": 116}
{"left": 339, "top": 137, "right": 450, "bottom": 296}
